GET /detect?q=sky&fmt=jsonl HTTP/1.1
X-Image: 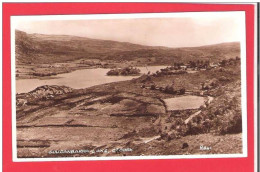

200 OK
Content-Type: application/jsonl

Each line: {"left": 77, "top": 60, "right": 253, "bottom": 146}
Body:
{"left": 13, "top": 12, "right": 245, "bottom": 48}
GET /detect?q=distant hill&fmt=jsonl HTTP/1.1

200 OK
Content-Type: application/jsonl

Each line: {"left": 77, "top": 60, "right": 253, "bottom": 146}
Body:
{"left": 15, "top": 30, "right": 240, "bottom": 64}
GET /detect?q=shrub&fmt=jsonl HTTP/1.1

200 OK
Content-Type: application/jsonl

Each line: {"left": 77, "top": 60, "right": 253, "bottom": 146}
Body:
{"left": 179, "top": 88, "right": 185, "bottom": 95}
{"left": 185, "top": 122, "right": 204, "bottom": 135}
{"left": 107, "top": 69, "right": 119, "bottom": 75}
{"left": 216, "top": 111, "right": 242, "bottom": 134}
{"left": 164, "top": 85, "right": 175, "bottom": 94}
{"left": 150, "top": 85, "right": 156, "bottom": 90}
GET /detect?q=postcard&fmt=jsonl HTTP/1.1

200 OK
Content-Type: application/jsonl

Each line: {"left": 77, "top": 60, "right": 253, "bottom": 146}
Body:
{"left": 2, "top": 2, "right": 257, "bottom": 172}
{"left": 11, "top": 11, "right": 248, "bottom": 161}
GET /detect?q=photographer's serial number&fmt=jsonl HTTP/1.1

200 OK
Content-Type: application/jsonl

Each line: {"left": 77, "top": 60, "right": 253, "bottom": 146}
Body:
{"left": 200, "top": 145, "right": 212, "bottom": 150}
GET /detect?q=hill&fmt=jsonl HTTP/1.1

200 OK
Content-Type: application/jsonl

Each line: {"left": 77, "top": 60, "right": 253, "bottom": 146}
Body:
{"left": 16, "top": 61, "right": 242, "bottom": 158}
{"left": 15, "top": 30, "right": 240, "bottom": 65}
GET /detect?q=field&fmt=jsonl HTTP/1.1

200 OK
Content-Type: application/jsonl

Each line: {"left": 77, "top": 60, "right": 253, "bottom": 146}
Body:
{"left": 164, "top": 96, "right": 207, "bottom": 111}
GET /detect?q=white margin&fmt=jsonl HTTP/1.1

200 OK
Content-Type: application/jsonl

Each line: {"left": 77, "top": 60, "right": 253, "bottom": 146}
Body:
{"left": 10, "top": 11, "right": 248, "bottom": 162}
{"left": 240, "top": 10, "right": 248, "bottom": 159}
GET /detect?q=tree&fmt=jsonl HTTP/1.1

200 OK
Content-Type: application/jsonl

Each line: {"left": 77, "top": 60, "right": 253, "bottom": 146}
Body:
{"left": 179, "top": 88, "right": 185, "bottom": 95}
{"left": 172, "top": 80, "right": 175, "bottom": 86}
{"left": 165, "top": 85, "right": 175, "bottom": 94}
{"left": 220, "top": 59, "right": 227, "bottom": 66}
{"left": 201, "top": 82, "right": 205, "bottom": 90}
{"left": 150, "top": 84, "right": 156, "bottom": 90}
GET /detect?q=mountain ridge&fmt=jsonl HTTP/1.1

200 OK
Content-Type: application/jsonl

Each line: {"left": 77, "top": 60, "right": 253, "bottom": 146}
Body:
{"left": 15, "top": 30, "right": 240, "bottom": 64}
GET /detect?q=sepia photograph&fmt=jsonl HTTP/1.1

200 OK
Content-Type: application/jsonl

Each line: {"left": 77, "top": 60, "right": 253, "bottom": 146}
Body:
{"left": 11, "top": 12, "right": 247, "bottom": 161}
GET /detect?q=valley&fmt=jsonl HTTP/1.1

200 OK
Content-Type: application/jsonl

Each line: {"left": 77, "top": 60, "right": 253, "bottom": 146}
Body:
{"left": 15, "top": 30, "right": 243, "bottom": 158}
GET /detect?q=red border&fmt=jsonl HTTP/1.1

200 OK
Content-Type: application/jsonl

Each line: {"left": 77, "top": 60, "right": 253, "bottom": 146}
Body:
{"left": 2, "top": 3, "right": 255, "bottom": 172}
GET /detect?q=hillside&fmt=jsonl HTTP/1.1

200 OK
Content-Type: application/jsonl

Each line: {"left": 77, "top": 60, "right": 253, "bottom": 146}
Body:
{"left": 15, "top": 30, "right": 240, "bottom": 65}
{"left": 16, "top": 61, "right": 242, "bottom": 158}
{"left": 15, "top": 30, "right": 154, "bottom": 64}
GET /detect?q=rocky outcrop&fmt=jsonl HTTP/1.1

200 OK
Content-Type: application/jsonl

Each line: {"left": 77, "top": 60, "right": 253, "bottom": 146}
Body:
{"left": 28, "top": 85, "right": 73, "bottom": 98}
{"left": 16, "top": 85, "right": 74, "bottom": 106}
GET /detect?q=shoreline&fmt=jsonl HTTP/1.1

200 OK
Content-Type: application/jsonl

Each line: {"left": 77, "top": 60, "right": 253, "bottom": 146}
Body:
{"left": 15, "top": 59, "right": 172, "bottom": 80}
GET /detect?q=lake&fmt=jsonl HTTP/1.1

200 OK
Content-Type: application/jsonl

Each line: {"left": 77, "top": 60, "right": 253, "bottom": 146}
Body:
{"left": 163, "top": 96, "right": 206, "bottom": 111}
{"left": 16, "top": 66, "right": 167, "bottom": 94}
